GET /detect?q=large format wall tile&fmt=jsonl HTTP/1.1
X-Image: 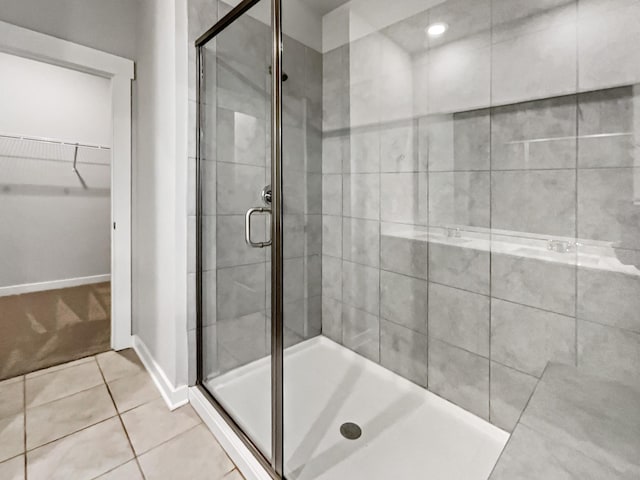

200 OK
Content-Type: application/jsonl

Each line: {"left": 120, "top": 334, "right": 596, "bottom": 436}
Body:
{"left": 429, "top": 171, "right": 490, "bottom": 228}
{"left": 217, "top": 215, "right": 266, "bottom": 268}
{"left": 342, "top": 261, "right": 379, "bottom": 315}
{"left": 380, "top": 319, "right": 428, "bottom": 388}
{"left": 347, "top": 130, "right": 380, "bottom": 173}
{"left": 322, "top": 175, "right": 342, "bottom": 216}
{"left": 380, "top": 231, "right": 428, "bottom": 280}
{"left": 577, "top": 320, "right": 640, "bottom": 386}
{"left": 322, "top": 215, "right": 342, "bottom": 258}
{"left": 577, "top": 267, "right": 640, "bottom": 333}
{"left": 429, "top": 243, "right": 490, "bottom": 294}
{"left": 429, "top": 283, "right": 490, "bottom": 357}
{"left": 322, "top": 297, "right": 342, "bottom": 344}
{"left": 380, "top": 172, "right": 428, "bottom": 225}
{"left": 322, "top": 256, "right": 342, "bottom": 301}
{"left": 492, "top": 4, "right": 577, "bottom": 105}
{"left": 380, "top": 271, "right": 428, "bottom": 334}
{"left": 491, "top": 169, "right": 576, "bottom": 237}
{"left": 489, "top": 362, "right": 538, "bottom": 432}
{"left": 216, "top": 163, "right": 266, "bottom": 215}
{"left": 428, "top": 339, "right": 490, "bottom": 420}
{"left": 216, "top": 264, "right": 266, "bottom": 320}
{"left": 577, "top": 86, "right": 635, "bottom": 168}
{"left": 491, "top": 96, "right": 577, "bottom": 170}
{"left": 342, "top": 174, "right": 380, "bottom": 220}
{"left": 342, "top": 217, "right": 380, "bottom": 267}
{"left": 491, "top": 299, "right": 576, "bottom": 377}
{"left": 491, "top": 253, "right": 576, "bottom": 316}
{"left": 578, "top": 0, "right": 640, "bottom": 90}
{"left": 380, "top": 121, "right": 417, "bottom": 173}
{"left": 342, "top": 306, "right": 380, "bottom": 362}
{"left": 577, "top": 168, "right": 640, "bottom": 250}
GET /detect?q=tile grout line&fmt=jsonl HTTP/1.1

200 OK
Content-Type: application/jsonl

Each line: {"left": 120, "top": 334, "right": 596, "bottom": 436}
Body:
{"left": 94, "top": 356, "right": 147, "bottom": 480}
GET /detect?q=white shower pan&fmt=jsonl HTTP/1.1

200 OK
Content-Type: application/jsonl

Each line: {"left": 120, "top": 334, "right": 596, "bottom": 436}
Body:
{"left": 207, "top": 336, "right": 508, "bottom": 480}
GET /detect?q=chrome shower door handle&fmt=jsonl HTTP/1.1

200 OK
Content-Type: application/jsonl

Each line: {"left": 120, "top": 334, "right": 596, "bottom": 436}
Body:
{"left": 245, "top": 207, "right": 272, "bottom": 248}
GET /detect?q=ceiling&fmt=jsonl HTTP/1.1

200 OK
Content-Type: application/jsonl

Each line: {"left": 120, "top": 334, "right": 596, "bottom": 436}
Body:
{"left": 297, "top": 0, "right": 351, "bottom": 16}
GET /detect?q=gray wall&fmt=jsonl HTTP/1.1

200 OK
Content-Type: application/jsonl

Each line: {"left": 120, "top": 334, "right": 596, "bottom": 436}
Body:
{"left": 321, "top": 0, "right": 640, "bottom": 433}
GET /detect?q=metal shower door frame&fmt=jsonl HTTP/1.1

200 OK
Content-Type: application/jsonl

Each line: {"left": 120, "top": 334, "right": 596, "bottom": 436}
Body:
{"left": 194, "top": 0, "right": 284, "bottom": 477}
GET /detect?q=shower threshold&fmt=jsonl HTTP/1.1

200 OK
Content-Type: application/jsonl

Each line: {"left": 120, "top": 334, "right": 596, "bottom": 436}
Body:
{"left": 206, "top": 336, "right": 508, "bottom": 480}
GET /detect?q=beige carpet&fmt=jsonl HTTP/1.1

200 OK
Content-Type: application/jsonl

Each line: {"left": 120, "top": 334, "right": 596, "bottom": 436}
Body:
{"left": 0, "top": 282, "right": 111, "bottom": 380}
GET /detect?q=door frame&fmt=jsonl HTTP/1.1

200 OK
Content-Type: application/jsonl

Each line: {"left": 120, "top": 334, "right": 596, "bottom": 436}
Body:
{"left": 0, "top": 20, "right": 135, "bottom": 351}
{"left": 194, "top": 0, "right": 284, "bottom": 477}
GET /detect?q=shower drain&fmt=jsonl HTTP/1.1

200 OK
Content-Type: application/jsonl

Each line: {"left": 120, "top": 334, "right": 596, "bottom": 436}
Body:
{"left": 340, "top": 422, "right": 362, "bottom": 440}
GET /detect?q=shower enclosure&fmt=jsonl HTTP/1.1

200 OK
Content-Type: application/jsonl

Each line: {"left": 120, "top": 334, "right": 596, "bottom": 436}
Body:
{"left": 192, "top": 0, "right": 640, "bottom": 478}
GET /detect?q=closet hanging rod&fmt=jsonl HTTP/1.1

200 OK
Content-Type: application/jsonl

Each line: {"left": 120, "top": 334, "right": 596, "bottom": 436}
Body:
{"left": 0, "top": 133, "right": 111, "bottom": 151}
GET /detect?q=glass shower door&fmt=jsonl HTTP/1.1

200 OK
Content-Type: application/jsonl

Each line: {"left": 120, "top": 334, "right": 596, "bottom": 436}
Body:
{"left": 196, "top": 0, "right": 274, "bottom": 465}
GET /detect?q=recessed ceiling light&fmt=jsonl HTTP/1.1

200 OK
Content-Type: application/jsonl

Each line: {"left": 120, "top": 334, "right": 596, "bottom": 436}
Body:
{"left": 426, "top": 23, "right": 448, "bottom": 37}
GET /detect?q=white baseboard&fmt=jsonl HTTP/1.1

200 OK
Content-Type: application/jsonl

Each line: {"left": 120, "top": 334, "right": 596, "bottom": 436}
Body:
{"left": 189, "top": 387, "right": 273, "bottom": 480}
{"left": 0, "top": 274, "right": 111, "bottom": 297}
{"left": 132, "top": 335, "right": 189, "bottom": 411}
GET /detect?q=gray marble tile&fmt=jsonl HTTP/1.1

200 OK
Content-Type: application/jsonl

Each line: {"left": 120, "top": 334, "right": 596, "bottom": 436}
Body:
{"left": 343, "top": 174, "right": 380, "bottom": 220}
{"left": 428, "top": 339, "right": 490, "bottom": 420}
{"left": 491, "top": 0, "right": 574, "bottom": 30}
{"left": 491, "top": 299, "right": 576, "bottom": 377}
{"left": 305, "top": 255, "right": 322, "bottom": 299}
{"left": 428, "top": 33, "right": 491, "bottom": 114}
{"left": 342, "top": 217, "right": 379, "bottom": 267}
{"left": 428, "top": 243, "right": 490, "bottom": 294}
{"left": 452, "top": 109, "right": 491, "bottom": 171}
{"left": 322, "top": 297, "right": 342, "bottom": 343}
{"left": 202, "top": 215, "right": 216, "bottom": 271}
{"left": 380, "top": 319, "right": 428, "bottom": 388}
{"left": 216, "top": 263, "right": 266, "bottom": 320}
{"left": 26, "top": 417, "right": 133, "bottom": 480}
{"left": 322, "top": 215, "right": 342, "bottom": 258}
{"left": 322, "top": 255, "right": 342, "bottom": 301}
{"left": 284, "top": 257, "right": 305, "bottom": 304}
{"left": 489, "top": 422, "right": 636, "bottom": 480}
{"left": 305, "top": 215, "right": 322, "bottom": 256}
{"left": 578, "top": 86, "right": 635, "bottom": 168}
{"left": 305, "top": 47, "right": 323, "bottom": 104}
{"left": 0, "top": 455, "right": 24, "bottom": 480}
{"left": 577, "top": 168, "right": 640, "bottom": 250}
{"left": 216, "top": 163, "right": 266, "bottom": 215}
{"left": 137, "top": 424, "right": 234, "bottom": 480}
{"left": 429, "top": 171, "right": 490, "bottom": 227}
{"left": 429, "top": 283, "right": 490, "bottom": 357}
{"left": 491, "top": 95, "right": 577, "bottom": 170}
{"left": 202, "top": 270, "right": 216, "bottom": 326}
{"left": 424, "top": 114, "right": 455, "bottom": 172}
{"left": 217, "top": 215, "right": 266, "bottom": 268}
{"left": 577, "top": 320, "right": 640, "bottom": 386}
{"left": 323, "top": 45, "right": 347, "bottom": 93}
{"left": 342, "top": 306, "right": 380, "bottom": 362}
{"left": 492, "top": 253, "right": 576, "bottom": 316}
{"left": 342, "top": 261, "right": 379, "bottom": 315}
{"left": 322, "top": 84, "right": 349, "bottom": 132}
{"left": 346, "top": 130, "right": 380, "bottom": 173}
{"left": 380, "top": 121, "right": 417, "bottom": 173}
{"left": 306, "top": 173, "right": 322, "bottom": 215}
{"left": 26, "top": 384, "right": 116, "bottom": 450}
{"left": 578, "top": 0, "right": 640, "bottom": 91}
{"left": 322, "top": 136, "right": 347, "bottom": 174}
{"left": 380, "top": 172, "right": 428, "bottom": 225}
{"left": 489, "top": 362, "right": 538, "bottom": 432}
{"left": 577, "top": 266, "right": 640, "bottom": 333}
{"left": 217, "top": 313, "right": 268, "bottom": 366}
{"left": 519, "top": 363, "right": 640, "bottom": 475}
{"left": 216, "top": 107, "right": 266, "bottom": 168}
{"left": 322, "top": 174, "right": 342, "bottom": 216}
{"left": 349, "top": 80, "right": 379, "bottom": 128}
{"left": 492, "top": 6, "right": 577, "bottom": 105}
{"left": 283, "top": 214, "right": 304, "bottom": 259}
{"left": 283, "top": 169, "right": 306, "bottom": 215}
{"left": 492, "top": 169, "right": 576, "bottom": 237}
{"left": 380, "top": 271, "right": 428, "bottom": 334}
{"left": 380, "top": 231, "right": 428, "bottom": 280}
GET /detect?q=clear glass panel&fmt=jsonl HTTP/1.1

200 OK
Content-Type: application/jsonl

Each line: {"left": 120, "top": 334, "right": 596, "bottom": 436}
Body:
{"left": 199, "top": 0, "right": 272, "bottom": 460}
{"left": 282, "top": 0, "right": 640, "bottom": 478}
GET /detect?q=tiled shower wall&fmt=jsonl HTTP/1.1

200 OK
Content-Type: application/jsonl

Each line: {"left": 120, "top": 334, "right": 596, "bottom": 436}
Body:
{"left": 321, "top": 0, "right": 640, "bottom": 432}
{"left": 187, "top": 0, "right": 323, "bottom": 383}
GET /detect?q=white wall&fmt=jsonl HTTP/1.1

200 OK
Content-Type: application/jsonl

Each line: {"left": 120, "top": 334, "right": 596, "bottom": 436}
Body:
{"left": 0, "top": 52, "right": 111, "bottom": 290}
{"left": 0, "top": 0, "right": 138, "bottom": 60}
{"left": 134, "top": 0, "right": 189, "bottom": 388}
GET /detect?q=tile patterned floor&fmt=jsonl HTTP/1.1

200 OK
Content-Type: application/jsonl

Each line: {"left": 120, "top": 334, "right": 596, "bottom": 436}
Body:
{"left": 0, "top": 349, "right": 245, "bottom": 480}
